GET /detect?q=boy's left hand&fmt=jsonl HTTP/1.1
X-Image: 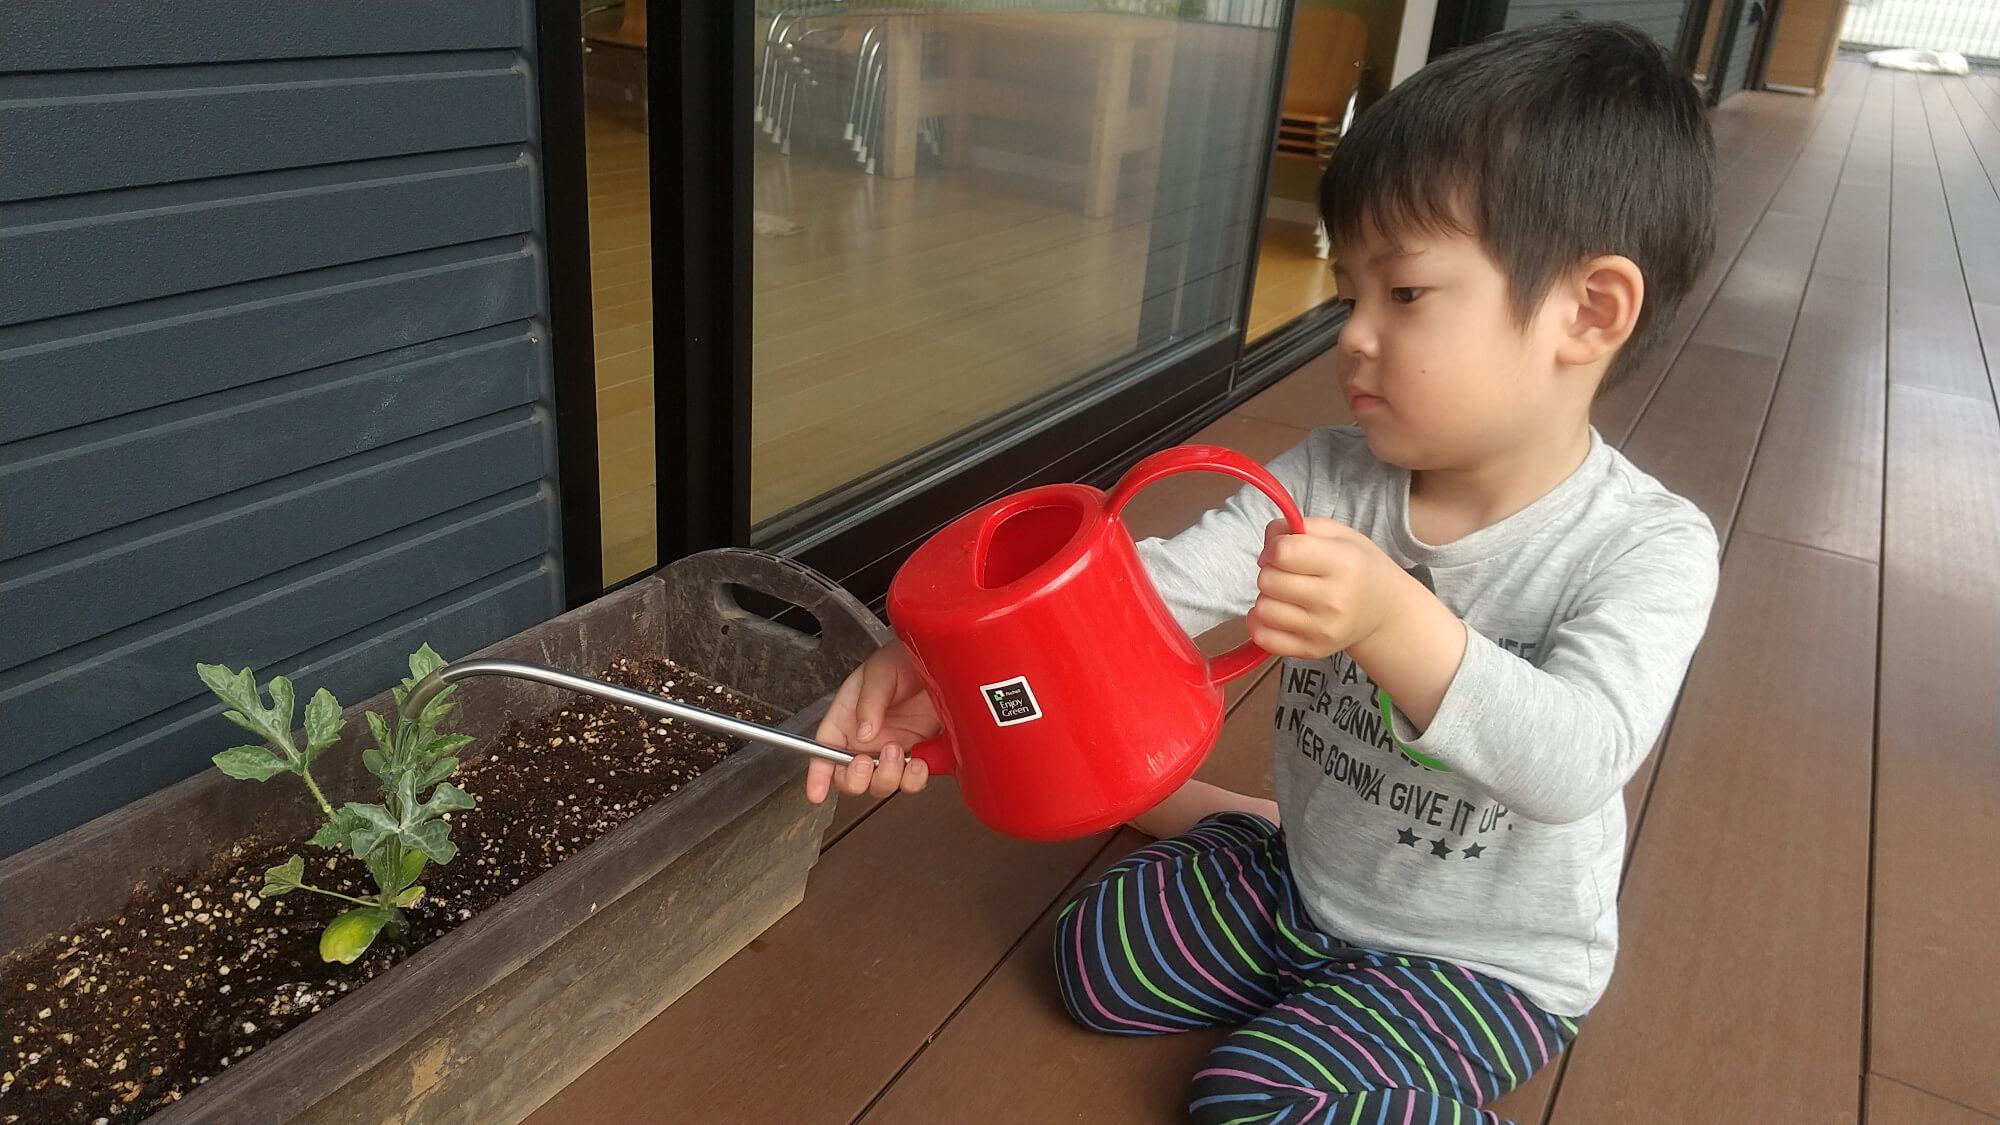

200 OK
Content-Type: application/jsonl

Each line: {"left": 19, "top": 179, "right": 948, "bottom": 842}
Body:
{"left": 1249, "top": 517, "right": 1411, "bottom": 660}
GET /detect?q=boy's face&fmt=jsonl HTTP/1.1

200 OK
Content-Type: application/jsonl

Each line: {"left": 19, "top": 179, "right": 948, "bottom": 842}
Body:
{"left": 1330, "top": 225, "right": 1579, "bottom": 473}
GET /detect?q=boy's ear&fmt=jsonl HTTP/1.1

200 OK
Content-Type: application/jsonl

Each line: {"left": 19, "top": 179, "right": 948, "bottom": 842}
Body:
{"left": 1555, "top": 255, "right": 1644, "bottom": 369}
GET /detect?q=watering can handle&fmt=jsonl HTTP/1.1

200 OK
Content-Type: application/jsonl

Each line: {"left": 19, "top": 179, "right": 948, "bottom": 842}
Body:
{"left": 1105, "top": 444, "right": 1309, "bottom": 686}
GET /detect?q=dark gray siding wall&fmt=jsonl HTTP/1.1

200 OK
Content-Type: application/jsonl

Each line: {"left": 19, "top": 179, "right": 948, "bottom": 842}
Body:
{"left": 1504, "top": 1, "right": 1690, "bottom": 48}
{"left": 0, "top": 1, "right": 565, "bottom": 855}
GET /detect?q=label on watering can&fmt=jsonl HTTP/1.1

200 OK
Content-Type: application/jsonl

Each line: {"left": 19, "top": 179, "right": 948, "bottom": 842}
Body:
{"left": 979, "top": 676, "right": 1043, "bottom": 727}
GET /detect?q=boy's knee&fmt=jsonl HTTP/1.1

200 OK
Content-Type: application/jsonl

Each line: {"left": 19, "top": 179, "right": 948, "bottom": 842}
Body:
{"left": 1053, "top": 867, "right": 1178, "bottom": 1033}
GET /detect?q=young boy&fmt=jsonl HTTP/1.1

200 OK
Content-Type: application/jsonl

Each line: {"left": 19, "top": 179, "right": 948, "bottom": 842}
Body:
{"left": 805, "top": 20, "right": 1719, "bottom": 1124}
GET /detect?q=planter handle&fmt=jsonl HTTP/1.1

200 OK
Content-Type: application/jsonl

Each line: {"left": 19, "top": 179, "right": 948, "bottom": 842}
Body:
{"left": 658, "top": 548, "right": 894, "bottom": 714}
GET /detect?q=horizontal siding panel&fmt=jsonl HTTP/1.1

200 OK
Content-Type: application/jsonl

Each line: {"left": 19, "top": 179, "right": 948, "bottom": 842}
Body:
{"left": 1, "top": 60, "right": 530, "bottom": 200}
{"left": 0, "top": 0, "right": 561, "bottom": 856}
{"left": 0, "top": 0, "right": 523, "bottom": 72}
{"left": 1, "top": 413, "right": 547, "bottom": 670}
{"left": 0, "top": 241, "right": 539, "bottom": 443}
{"left": 2, "top": 329, "right": 540, "bottom": 559}
{"left": 1, "top": 154, "right": 534, "bottom": 325}
{"left": 0, "top": 490, "right": 553, "bottom": 774}
{"left": 0, "top": 564, "right": 558, "bottom": 856}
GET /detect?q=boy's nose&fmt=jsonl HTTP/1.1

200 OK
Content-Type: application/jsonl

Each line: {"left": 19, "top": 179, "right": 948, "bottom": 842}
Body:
{"left": 1337, "top": 313, "right": 1378, "bottom": 360}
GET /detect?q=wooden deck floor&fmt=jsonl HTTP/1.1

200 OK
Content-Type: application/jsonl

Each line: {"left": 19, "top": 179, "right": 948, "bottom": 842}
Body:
{"left": 533, "top": 60, "right": 2000, "bottom": 1125}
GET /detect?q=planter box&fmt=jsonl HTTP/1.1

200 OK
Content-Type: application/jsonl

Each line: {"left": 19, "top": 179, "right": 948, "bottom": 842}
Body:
{"left": 0, "top": 549, "right": 889, "bottom": 1125}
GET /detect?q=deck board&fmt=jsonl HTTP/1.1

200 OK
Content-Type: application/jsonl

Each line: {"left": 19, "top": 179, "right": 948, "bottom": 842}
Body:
{"left": 1887, "top": 76, "right": 1992, "bottom": 401}
{"left": 1869, "top": 1076, "right": 2000, "bottom": 1125}
{"left": 1870, "top": 383, "right": 2000, "bottom": 1117}
{"left": 1618, "top": 340, "right": 1781, "bottom": 540}
{"left": 1546, "top": 532, "right": 1877, "bottom": 1125}
{"left": 1734, "top": 273, "right": 1888, "bottom": 561}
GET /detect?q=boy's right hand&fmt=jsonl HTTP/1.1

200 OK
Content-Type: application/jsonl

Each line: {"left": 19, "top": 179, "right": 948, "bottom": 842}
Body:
{"left": 807, "top": 641, "right": 939, "bottom": 805}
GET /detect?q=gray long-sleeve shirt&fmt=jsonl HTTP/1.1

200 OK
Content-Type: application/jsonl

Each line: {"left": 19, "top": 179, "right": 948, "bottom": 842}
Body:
{"left": 1137, "top": 427, "right": 1719, "bottom": 1015}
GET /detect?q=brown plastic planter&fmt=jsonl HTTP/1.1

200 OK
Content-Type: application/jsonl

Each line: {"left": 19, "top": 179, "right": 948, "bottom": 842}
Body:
{"left": 0, "top": 548, "right": 889, "bottom": 1125}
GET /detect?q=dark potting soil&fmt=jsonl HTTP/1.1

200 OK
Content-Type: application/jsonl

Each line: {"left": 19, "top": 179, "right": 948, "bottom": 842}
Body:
{"left": 0, "top": 655, "right": 777, "bottom": 1125}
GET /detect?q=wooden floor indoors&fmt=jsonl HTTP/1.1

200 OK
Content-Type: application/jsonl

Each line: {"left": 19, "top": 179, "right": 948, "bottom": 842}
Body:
{"left": 1248, "top": 217, "right": 1341, "bottom": 343}
{"left": 538, "top": 59, "right": 2000, "bottom": 1124}
{"left": 588, "top": 108, "right": 1173, "bottom": 581}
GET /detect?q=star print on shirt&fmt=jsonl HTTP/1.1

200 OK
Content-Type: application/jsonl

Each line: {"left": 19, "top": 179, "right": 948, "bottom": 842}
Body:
{"left": 1462, "top": 843, "right": 1486, "bottom": 859}
{"left": 1397, "top": 828, "right": 1420, "bottom": 847}
{"left": 1429, "top": 839, "right": 1453, "bottom": 859}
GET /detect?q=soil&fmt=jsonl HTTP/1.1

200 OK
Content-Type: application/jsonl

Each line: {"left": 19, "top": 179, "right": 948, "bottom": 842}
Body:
{"left": 0, "top": 654, "right": 777, "bottom": 1125}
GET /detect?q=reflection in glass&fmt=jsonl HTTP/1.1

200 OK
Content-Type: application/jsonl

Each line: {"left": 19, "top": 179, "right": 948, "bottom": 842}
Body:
{"left": 1247, "top": 1, "right": 1383, "bottom": 343}
{"left": 582, "top": 1, "right": 658, "bottom": 583}
{"left": 749, "top": 1, "right": 1286, "bottom": 533}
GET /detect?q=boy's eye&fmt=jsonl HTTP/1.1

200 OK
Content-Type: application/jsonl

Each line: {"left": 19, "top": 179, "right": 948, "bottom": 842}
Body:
{"left": 1390, "top": 287, "right": 1425, "bottom": 305}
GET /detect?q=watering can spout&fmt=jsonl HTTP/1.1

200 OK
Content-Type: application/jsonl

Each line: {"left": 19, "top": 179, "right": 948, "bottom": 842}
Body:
{"left": 400, "top": 668, "right": 450, "bottom": 724}
{"left": 395, "top": 658, "right": 858, "bottom": 765}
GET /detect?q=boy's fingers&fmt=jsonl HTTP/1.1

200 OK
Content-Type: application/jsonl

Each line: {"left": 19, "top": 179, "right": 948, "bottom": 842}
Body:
{"left": 853, "top": 669, "right": 903, "bottom": 745}
{"left": 867, "top": 745, "right": 906, "bottom": 798}
{"left": 816, "top": 672, "right": 864, "bottom": 748}
{"left": 804, "top": 759, "right": 835, "bottom": 804}
{"left": 837, "top": 753, "right": 875, "bottom": 797}
{"left": 901, "top": 756, "right": 930, "bottom": 794}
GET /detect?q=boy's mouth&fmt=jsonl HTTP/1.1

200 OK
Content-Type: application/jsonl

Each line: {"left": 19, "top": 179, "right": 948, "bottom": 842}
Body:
{"left": 1346, "top": 390, "right": 1387, "bottom": 413}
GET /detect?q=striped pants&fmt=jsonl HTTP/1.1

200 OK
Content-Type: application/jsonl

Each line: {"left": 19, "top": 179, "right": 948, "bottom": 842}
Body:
{"left": 1053, "top": 813, "right": 1579, "bottom": 1125}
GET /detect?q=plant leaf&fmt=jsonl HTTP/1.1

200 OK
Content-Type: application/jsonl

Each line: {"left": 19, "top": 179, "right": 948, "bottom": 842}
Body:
{"left": 407, "top": 643, "right": 449, "bottom": 685}
{"left": 261, "top": 854, "right": 306, "bottom": 897}
{"left": 265, "top": 676, "right": 298, "bottom": 756}
{"left": 344, "top": 803, "right": 400, "bottom": 860}
{"left": 393, "top": 771, "right": 421, "bottom": 819}
{"left": 216, "top": 708, "right": 276, "bottom": 744}
{"left": 419, "top": 733, "right": 474, "bottom": 764}
{"left": 365, "top": 711, "right": 395, "bottom": 756}
{"left": 396, "top": 885, "right": 426, "bottom": 908}
{"left": 415, "top": 756, "right": 460, "bottom": 791}
{"left": 398, "top": 847, "right": 427, "bottom": 890}
{"left": 195, "top": 663, "right": 267, "bottom": 716}
{"left": 360, "top": 747, "right": 391, "bottom": 783}
{"left": 421, "top": 782, "right": 477, "bottom": 817}
{"left": 212, "top": 745, "right": 291, "bottom": 782}
{"left": 302, "top": 688, "right": 342, "bottom": 764}
{"left": 319, "top": 907, "right": 390, "bottom": 964}
{"left": 198, "top": 663, "right": 298, "bottom": 752}
{"left": 308, "top": 804, "right": 370, "bottom": 851}
{"left": 365, "top": 847, "right": 400, "bottom": 901}
{"left": 420, "top": 699, "right": 458, "bottom": 729}
{"left": 406, "top": 818, "right": 456, "bottom": 865}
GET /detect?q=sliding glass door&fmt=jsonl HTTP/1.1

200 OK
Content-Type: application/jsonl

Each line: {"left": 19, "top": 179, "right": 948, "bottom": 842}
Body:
{"left": 551, "top": 1, "right": 1301, "bottom": 603}
{"left": 742, "top": 1, "right": 1292, "bottom": 588}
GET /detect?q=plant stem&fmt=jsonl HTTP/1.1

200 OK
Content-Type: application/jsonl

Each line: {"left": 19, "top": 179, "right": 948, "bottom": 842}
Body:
{"left": 299, "top": 883, "right": 379, "bottom": 909}
{"left": 299, "top": 767, "right": 336, "bottom": 819}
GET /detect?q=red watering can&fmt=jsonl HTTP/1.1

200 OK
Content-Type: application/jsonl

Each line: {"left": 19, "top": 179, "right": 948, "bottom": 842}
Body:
{"left": 887, "top": 445, "right": 1307, "bottom": 841}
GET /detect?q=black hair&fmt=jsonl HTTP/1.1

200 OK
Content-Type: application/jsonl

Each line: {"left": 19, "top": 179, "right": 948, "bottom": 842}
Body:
{"left": 1320, "top": 20, "right": 1715, "bottom": 386}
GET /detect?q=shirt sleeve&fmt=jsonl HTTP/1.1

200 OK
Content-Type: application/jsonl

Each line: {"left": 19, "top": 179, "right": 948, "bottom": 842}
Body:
{"left": 1134, "top": 436, "right": 1324, "bottom": 638}
{"left": 1393, "top": 509, "right": 1722, "bottom": 824}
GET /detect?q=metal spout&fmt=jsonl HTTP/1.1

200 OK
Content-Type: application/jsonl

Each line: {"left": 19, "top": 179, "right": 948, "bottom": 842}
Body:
{"left": 401, "top": 658, "right": 857, "bottom": 765}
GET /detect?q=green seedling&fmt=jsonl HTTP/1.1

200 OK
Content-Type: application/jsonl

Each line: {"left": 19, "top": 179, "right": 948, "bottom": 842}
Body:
{"left": 197, "top": 645, "right": 475, "bottom": 963}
